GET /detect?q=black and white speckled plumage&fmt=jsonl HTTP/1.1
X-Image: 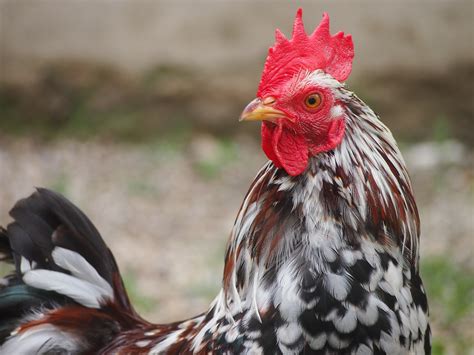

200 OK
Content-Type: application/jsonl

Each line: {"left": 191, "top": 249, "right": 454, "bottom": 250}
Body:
{"left": 137, "top": 78, "right": 430, "bottom": 354}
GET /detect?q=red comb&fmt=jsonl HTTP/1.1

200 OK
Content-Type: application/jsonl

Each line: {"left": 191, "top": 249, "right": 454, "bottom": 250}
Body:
{"left": 257, "top": 9, "right": 354, "bottom": 97}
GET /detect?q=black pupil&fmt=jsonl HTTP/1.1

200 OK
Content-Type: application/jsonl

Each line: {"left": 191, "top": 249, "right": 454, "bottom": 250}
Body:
{"left": 308, "top": 96, "right": 317, "bottom": 105}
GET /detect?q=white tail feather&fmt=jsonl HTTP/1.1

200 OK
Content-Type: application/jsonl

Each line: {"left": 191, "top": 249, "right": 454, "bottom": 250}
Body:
{"left": 51, "top": 247, "right": 113, "bottom": 297}
{"left": 22, "top": 247, "right": 113, "bottom": 309}
{"left": 20, "top": 256, "right": 32, "bottom": 273}
{"left": 23, "top": 270, "right": 108, "bottom": 308}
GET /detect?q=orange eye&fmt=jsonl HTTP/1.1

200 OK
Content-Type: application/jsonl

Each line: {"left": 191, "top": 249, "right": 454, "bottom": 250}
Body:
{"left": 304, "top": 93, "right": 322, "bottom": 109}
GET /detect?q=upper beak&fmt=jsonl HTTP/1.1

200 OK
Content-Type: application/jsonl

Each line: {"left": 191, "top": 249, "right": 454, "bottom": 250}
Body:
{"left": 239, "top": 98, "right": 291, "bottom": 122}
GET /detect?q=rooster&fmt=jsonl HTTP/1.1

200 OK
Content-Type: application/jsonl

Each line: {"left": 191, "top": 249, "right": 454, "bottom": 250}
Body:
{"left": 0, "top": 9, "right": 430, "bottom": 355}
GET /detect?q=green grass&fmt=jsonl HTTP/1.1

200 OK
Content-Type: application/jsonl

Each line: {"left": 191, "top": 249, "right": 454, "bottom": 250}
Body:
{"left": 49, "top": 172, "right": 71, "bottom": 195}
{"left": 422, "top": 257, "right": 473, "bottom": 324}
{"left": 421, "top": 257, "right": 474, "bottom": 354}
{"left": 122, "top": 270, "right": 156, "bottom": 314}
{"left": 185, "top": 244, "right": 224, "bottom": 301}
{"left": 127, "top": 179, "right": 161, "bottom": 198}
{"left": 0, "top": 263, "right": 13, "bottom": 279}
{"left": 431, "top": 116, "right": 452, "bottom": 143}
{"left": 193, "top": 139, "right": 238, "bottom": 179}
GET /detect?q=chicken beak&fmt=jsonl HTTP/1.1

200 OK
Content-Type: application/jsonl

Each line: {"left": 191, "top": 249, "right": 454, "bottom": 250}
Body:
{"left": 239, "top": 98, "right": 289, "bottom": 122}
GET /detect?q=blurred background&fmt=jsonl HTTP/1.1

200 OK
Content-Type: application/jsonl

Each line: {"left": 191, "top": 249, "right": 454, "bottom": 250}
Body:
{"left": 0, "top": 1, "right": 472, "bottom": 353}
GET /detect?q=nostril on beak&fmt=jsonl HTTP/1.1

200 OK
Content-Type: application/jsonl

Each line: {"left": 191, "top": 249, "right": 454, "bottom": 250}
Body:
{"left": 262, "top": 97, "right": 276, "bottom": 105}
{"left": 239, "top": 98, "right": 262, "bottom": 121}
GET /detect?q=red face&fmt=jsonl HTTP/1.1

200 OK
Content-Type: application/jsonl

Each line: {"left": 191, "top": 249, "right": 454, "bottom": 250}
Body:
{"left": 240, "top": 73, "right": 346, "bottom": 176}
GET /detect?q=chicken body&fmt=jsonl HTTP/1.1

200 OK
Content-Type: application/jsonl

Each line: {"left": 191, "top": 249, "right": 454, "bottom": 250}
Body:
{"left": 107, "top": 82, "right": 430, "bottom": 354}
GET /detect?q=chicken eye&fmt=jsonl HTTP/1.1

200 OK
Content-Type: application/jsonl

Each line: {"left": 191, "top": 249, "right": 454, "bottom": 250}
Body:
{"left": 304, "top": 93, "right": 322, "bottom": 109}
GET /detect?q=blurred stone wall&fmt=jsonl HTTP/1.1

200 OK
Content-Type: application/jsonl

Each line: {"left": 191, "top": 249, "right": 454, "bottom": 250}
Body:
{"left": 0, "top": 0, "right": 472, "bottom": 84}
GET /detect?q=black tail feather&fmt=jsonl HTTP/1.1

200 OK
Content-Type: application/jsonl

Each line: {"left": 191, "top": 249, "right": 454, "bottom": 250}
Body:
{"left": 0, "top": 285, "right": 71, "bottom": 340}
{"left": 8, "top": 188, "right": 117, "bottom": 285}
{"left": 0, "top": 188, "right": 139, "bottom": 343}
{"left": 0, "top": 228, "right": 12, "bottom": 264}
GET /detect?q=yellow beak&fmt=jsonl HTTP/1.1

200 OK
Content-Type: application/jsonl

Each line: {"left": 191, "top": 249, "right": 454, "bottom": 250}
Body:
{"left": 239, "top": 98, "right": 290, "bottom": 122}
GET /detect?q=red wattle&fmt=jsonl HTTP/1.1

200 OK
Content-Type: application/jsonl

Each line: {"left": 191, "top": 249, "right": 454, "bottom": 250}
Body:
{"left": 261, "top": 123, "right": 282, "bottom": 168}
{"left": 272, "top": 124, "right": 309, "bottom": 176}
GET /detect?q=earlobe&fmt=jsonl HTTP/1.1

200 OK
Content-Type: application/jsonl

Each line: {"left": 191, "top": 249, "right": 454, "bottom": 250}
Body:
{"left": 327, "top": 118, "right": 346, "bottom": 148}
{"left": 311, "top": 118, "right": 345, "bottom": 155}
